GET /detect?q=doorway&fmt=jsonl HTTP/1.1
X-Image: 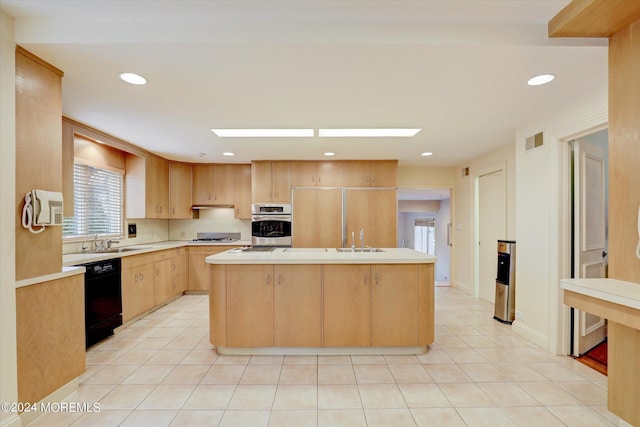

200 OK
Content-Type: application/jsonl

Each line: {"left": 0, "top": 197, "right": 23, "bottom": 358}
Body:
{"left": 476, "top": 168, "right": 507, "bottom": 303}
{"left": 570, "top": 129, "right": 609, "bottom": 360}
{"left": 397, "top": 189, "right": 451, "bottom": 285}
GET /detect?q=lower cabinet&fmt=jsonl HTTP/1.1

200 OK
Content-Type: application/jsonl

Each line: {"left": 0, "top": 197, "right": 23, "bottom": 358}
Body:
{"left": 121, "top": 253, "right": 156, "bottom": 323}
{"left": 224, "top": 264, "right": 322, "bottom": 348}
{"left": 226, "top": 265, "right": 274, "bottom": 347}
{"left": 188, "top": 246, "right": 236, "bottom": 291}
{"left": 274, "top": 265, "right": 322, "bottom": 347}
{"left": 211, "top": 262, "right": 434, "bottom": 348}
{"left": 122, "top": 248, "right": 191, "bottom": 323}
{"left": 323, "top": 264, "right": 371, "bottom": 346}
{"left": 371, "top": 264, "right": 418, "bottom": 346}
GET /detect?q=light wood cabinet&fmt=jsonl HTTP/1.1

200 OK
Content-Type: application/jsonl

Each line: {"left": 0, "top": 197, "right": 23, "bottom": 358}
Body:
{"left": 209, "top": 261, "right": 434, "bottom": 349}
{"left": 121, "top": 253, "right": 156, "bottom": 322}
{"left": 192, "top": 164, "right": 215, "bottom": 205}
{"left": 15, "top": 48, "right": 64, "bottom": 280}
{"left": 188, "top": 246, "right": 236, "bottom": 291}
{"left": 344, "top": 161, "right": 397, "bottom": 187}
{"left": 226, "top": 265, "right": 274, "bottom": 347}
{"left": 235, "top": 164, "right": 252, "bottom": 219}
{"left": 171, "top": 247, "right": 187, "bottom": 296}
{"left": 252, "top": 161, "right": 291, "bottom": 202}
{"left": 274, "top": 265, "right": 322, "bottom": 347}
{"left": 345, "top": 189, "right": 397, "bottom": 248}
{"left": 371, "top": 264, "right": 418, "bottom": 346}
{"left": 154, "top": 257, "right": 172, "bottom": 306}
{"left": 126, "top": 154, "right": 170, "bottom": 218}
{"left": 16, "top": 275, "right": 85, "bottom": 404}
{"left": 323, "top": 264, "right": 371, "bottom": 346}
{"left": 169, "top": 162, "right": 192, "bottom": 218}
{"left": 290, "top": 161, "right": 344, "bottom": 187}
{"left": 213, "top": 164, "right": 236, "bottom": 205}
{"left": 292, "top": 188, "right": 343, "bottom": 248}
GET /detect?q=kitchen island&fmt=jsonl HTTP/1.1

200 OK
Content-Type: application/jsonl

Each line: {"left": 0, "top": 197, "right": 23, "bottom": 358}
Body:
{"left": 206, "top": 248, "right": 435, "bottom": 355}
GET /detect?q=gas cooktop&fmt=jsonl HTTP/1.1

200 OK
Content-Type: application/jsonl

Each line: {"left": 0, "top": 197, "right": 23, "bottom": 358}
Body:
{"left": 190, "top": 232, "right": 241, "bottom": 243}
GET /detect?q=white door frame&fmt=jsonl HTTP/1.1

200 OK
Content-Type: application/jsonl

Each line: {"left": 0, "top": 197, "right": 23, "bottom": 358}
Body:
{"left": 556, "top": 122, "right": 608, "bottom": 356}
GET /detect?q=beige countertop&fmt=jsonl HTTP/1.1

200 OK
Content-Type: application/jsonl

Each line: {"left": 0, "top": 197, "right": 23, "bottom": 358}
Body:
{"left": 206, "top": 247, "right": 436, "bottom": 265}
{"left": 16, "top": 266, "right": 86, "bottom": 289}
{"left": 560, "top": 278, "right": 640, "bottom": 310}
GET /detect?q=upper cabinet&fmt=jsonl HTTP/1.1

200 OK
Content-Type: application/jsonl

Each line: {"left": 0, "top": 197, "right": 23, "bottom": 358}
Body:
{"left": 126, "top": 154, "right": 170, "bottom": 219}
{"left": 169, "top": 161, "right": 192, "bottom": 218}
{"left": 192, "top": 164, "right": 238, "bottom": 206}
{"left": 344, "top": 161, "right": 397, "bottom": 187}
{"left": 252, "top": 161, "right": 291, "bottom": 203}
{"left": 290, "top": 161, "right": 345, "bottom": 187}
{"left": 235, "top": 164, "right": 252, "bottom": 219}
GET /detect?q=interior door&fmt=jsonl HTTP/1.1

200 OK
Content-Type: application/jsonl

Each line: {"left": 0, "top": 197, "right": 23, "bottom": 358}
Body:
{"left": 572, "top": 139, "right": 607, "bottom": 356}
{"left": 478, "top": 169, "right": 506, "bottom": 303}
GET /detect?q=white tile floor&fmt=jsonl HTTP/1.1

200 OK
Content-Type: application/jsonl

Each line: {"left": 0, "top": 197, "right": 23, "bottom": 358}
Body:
{"left": 28, "top": 287, "right": 617, "bottom": 427}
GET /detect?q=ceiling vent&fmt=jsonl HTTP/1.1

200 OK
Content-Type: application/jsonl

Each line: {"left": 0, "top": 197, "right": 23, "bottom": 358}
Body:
{"left": 525, "top": 132, "right": 544, "bottom": 151}
{"left": 461, "top": 167, "right": 470, "bottom": 177}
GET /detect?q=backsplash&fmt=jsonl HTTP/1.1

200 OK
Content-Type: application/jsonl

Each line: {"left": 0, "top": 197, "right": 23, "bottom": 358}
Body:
{"left": 62, "top": 209, "right": 250, "bottom": 254}
{"left": 169, "top": 208, "right": 251, "bottom": 241}
{"left": 62, "top": 219, "right": 169, "bottom": 254}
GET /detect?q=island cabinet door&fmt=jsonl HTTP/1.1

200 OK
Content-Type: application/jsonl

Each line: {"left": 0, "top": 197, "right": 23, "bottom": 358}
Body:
{"left": 226, "top": 265, "right": 274, "bottom": 347}
{"left": 323, "top": 264, "right": 371, "bottom": 347}
{"left": 371, "top": 264, "right": 418, "bottom": 346}
{"left": 274, "top": 265, "right": 322, "bottom": 347}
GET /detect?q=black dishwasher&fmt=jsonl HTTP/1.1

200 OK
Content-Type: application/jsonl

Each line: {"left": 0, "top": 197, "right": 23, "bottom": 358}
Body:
{"left": 81, "top": 258, "right": 122, "bottom": 348}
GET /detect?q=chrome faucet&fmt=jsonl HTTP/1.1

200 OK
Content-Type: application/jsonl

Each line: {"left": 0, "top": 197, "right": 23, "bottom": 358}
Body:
{"left": 360, "top": 228, "right": 365, "bottom": 250}
{"left": 82, "top": 234, "right": 98, "bottom": 253}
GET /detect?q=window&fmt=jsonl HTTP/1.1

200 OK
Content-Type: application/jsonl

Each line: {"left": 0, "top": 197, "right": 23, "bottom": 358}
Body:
{"left": 414, "top": 218, "right": 436, "bottom": 255}
{"left": 63, "top": 163, "right": 124, "bottom": 239}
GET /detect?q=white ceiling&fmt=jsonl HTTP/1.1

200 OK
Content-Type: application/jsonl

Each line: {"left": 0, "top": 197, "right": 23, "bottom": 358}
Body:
{"left": 2, "top": 0, "right": 608, "bottom": 168}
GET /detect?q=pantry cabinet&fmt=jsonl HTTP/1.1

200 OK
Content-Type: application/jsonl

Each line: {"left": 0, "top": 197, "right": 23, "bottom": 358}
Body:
{"left": 234, "top": 164, "right": 252, "bottom": 219}
{"left": 345, "top": 189, "right": 397, "bottom": 248}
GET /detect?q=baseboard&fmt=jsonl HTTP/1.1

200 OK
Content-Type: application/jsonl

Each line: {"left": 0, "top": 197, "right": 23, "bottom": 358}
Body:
{"left": 0, "top": 414, "right": 21, "bottom": 427}
{"left": 452, "top": 281, "right": 472, "bottom": 295}
{"left": 19, "top": 378, "right": 79, "bottom": 426}
{"left": 512, "top": 320, "right": 548, "bottom": 349}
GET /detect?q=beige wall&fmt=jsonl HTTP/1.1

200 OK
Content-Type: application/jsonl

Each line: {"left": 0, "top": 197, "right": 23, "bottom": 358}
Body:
{"left": 398, "top": 200, "right": 441, "bottom": 212}
{"left": 452, "top": 142, "right": 516, "bottom": 294}
{"left": 1, "top": 10, "right": 20, "bottom": 427}
{"left": 397, "top": 166, "right": 456, "bottom": 189}
{"left": 514, "top": 86, "right": 608, "bottom": 351}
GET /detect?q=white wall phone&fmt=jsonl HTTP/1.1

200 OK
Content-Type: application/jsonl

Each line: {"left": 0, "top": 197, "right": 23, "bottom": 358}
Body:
{"left": 22, "top": 190, "right": 63, "bottom": 234}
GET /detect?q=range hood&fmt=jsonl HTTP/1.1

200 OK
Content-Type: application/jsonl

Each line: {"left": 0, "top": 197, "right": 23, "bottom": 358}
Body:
{"left": 192, "top": 204, "right": 234, "bottom": 210}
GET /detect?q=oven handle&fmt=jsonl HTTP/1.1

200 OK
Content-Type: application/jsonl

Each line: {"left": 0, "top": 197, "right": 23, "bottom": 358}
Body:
{"left": 252, "top": 215, "right": 291, "bottom": 222}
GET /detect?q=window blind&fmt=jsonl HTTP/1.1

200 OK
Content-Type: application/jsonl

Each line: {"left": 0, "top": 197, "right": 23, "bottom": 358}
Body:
{"left": 63, "top": 163, "right": 124, "bottom": 239}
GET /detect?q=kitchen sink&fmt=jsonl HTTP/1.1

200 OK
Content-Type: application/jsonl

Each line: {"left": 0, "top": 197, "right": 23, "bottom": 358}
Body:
{"left": 335, "top": 248, "right": 384, "bottom": 253}
{"left": 94, "top": 246, "right": 151, "bottom": 253}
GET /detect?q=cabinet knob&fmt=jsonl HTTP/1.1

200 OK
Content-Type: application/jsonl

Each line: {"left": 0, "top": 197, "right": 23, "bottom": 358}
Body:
{"left": 375, "top": 273, "right": 379, "bottom": 285}
{"left": 277, "top": 273, "right": 282, "bottom": 285}
{"left": 266, "top": 274, "right": 271, "bottom": 285}
{"left": 140, "top": 273, "right": 144, "bottom": 281}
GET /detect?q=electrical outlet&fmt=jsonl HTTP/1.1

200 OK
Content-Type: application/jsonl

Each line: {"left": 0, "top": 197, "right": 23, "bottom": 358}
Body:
{"left": 180, "top": 231, "right": 186, "bottom": 238}
{"left": 128, "top": 223, "right": 137, "bottom": 238}
{"left": 515, "top": 311, "right": 525, "bottom": 320}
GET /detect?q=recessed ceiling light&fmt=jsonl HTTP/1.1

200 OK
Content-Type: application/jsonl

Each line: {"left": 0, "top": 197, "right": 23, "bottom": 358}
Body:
{"left": 119, "top": 72, "right": 147, "bottom": 85}
{"left": 318, "top": 129, "right": 421, "bottom": 137}
{"left": 222, "top": 152, "right": 235, "bottom": 156}
{"left": 421, "top": 152, "right": 433, "bottom": 156}
{"left": 527, "top": 74, "right": 555, "bottom": 86}
{"left": 323, "top": 152, "right": 336, "bottom": 157}
{"left": 212, "top": 129, "right": 314, "bottom": 137}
